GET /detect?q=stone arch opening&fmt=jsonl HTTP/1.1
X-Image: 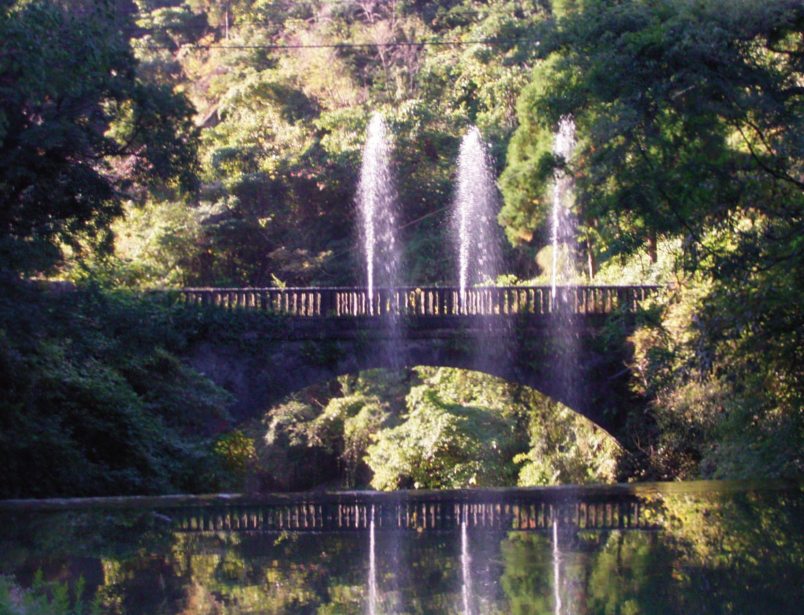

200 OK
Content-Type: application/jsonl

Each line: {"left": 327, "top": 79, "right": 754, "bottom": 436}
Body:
{"left": 188, "top": 325, "right": 634, "bottom": 439}
{"left": 222, "top": 365, "right": 621, "bottom": 492}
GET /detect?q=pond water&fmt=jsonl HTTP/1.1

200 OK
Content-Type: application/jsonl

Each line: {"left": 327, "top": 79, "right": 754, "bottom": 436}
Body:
{"left": 1, "top": 480, "right": 803, "bottom": 614}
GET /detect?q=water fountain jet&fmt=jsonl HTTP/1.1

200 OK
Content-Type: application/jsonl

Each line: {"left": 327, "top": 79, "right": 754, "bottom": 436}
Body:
{"left": 357, "top": 113, "right": 404, "bottom": 371}
{"left": 453, "top": 127, "right": 501, "bottom": 312}
{"left": 358, "top": 113, "right": 401, "bottom": 314}
{"left": 547, "top": 115, "right": 582, "bottom": 412}
{"left": 552, "top": 507, "right": 563, "bottom": 615}
{"left": 551, "top": 116, "right": 577, "bottom": 306}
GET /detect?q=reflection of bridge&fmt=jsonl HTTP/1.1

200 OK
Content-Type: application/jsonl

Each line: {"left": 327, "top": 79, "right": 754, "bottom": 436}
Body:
{"left": 165, "top": 490, "right": 659, "bottom": 533}
{"left": 175, "top": 285, "right": 661, "bottom": 439}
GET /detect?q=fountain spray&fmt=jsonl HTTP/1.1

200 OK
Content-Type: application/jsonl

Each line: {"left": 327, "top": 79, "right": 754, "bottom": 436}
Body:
{"left": 358, "top": 113, "right": 400, "bottom": 314}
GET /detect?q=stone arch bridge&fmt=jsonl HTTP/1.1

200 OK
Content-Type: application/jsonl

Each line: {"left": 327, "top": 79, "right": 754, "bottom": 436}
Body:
{"left": 175, "top": 285, "right": 659, "bottom": 439}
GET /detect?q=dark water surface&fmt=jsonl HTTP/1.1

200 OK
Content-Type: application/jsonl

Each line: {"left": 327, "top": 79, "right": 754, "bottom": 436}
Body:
{"left": 1, "top": 480, "right": 803, "bottom": 614}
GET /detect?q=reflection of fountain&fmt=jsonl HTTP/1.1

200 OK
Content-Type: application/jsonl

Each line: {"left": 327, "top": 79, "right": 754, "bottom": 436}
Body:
{"left": 552, "top": 507, "right": 563, "bottom": 615}
{"left": 358, "top": 113, "right": 401, "bottom": 313}
{"left": 368, "top": 505, "right": 378, "bottom": 615}
{"left": 461, "top": 515, "right": 475, "bottom": 615}
{"left": 453, "top": 126, "right": 502, "bottom": 310}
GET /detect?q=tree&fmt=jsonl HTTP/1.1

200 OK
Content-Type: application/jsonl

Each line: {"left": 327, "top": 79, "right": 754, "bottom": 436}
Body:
{"left": 501, "top": 0, "right": 804, "bottom": 271}
{"left": 499, "top": 0, "right": 804, "bottom": 479}
{"left": 109, "top": 0, "right": 554, "bottom": 287}
{"left": 0, "top": 0, "right": 198, "bottom": 275}
{"left": 366, "top": 368, "right": 529, "bottom": 489}
{"left": 515, "top": 395, "right": 620, "bottom": 486}
{"left": 0, "top": 284, "right": 233, "bottom": 498}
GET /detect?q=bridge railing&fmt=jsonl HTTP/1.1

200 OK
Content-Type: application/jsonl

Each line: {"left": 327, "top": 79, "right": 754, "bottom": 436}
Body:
{"left": 172, "top": 285, "right": 662, "bottom": 317}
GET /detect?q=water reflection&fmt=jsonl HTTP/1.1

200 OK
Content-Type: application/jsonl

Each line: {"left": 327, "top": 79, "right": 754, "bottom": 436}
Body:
{"left": 1, "top": 481, "right": 803, "bottom": 614}
{"left": 369, "top": 505, "right": 377, "bottom": 615}
{"left": 552, "top": 509, "right": 562, "bottom": 615}
{"left": 461, "top": 516, "right": 473, "bottom": 615}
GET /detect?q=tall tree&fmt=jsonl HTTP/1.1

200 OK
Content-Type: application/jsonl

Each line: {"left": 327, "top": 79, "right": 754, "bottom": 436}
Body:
{"left": 499, "top": 0, "right": 804, "bottom": 478}
{"left": 500, "top": 0, "right": 804, "bottom": 273}
{"left": 0, "top": 0, "right": 198, "bottom": 275}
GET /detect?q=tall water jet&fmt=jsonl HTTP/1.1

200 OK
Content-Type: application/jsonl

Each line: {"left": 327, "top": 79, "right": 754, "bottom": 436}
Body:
{"left": 453, "top": 126, "right": 502, "bottom": 308}
{"left": 548, "top": 115, "right": 582, "bottom": 412}
{"left": 358, "top": 113, "right": 401, "bottom": 313}
{"left": 357, "top": 113, "right": 404, "bottom": 371}
{"left": 551, "top": 116, "right": 577, "bottom": 303}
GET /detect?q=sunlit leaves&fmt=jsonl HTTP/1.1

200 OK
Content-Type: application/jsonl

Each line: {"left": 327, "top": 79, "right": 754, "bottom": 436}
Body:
{"left": 497, "top": 0, "right": 804, "bottom": 479}
{"left": 367, "top": 384, "right": 523, "bottom": 489}
{"left": 214, "top": 429, "right": 257, "bottom": 488}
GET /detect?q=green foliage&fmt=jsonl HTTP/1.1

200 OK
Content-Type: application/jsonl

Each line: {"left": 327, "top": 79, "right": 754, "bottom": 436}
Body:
{"left": 251, "top": 366, "right": 621, "bottom": 491}
{"left": 331, "top": 396, "right": 390, "bottom": 486}
{"left": 659, "top": 489, "right": 804, "bottom": 611}
{"left": 136, "top": 5, "right": 209, "bottom": 51}
{"left": 587, "top": 533, "right": 676, "bottom": 615}
{"left": 499, "top": 534, "right": 553, "bottom": 615}
{"left": 630, "top": 268, "right": 804, "bottom": 480}
{"left": 592, "top": 237, "right": 681, "bottom": 286}
{"left": 4, "top": 0, "right": 803, "bottom": 492}
{"left": 257, "top": 371, "right": 403, "bottom": 489}
{"left": 366, "top": 368, "right": 530, "bottom": 489}
{"left": 499, "top": 56, "right": 562, "bottom": 245}
{"left": 214, "top": 430, "right": 257, "bottom": 490}
{"left": 502, "top": 0, "right": 804, "bottom": 273}
{"left": 0, "top": 574, "right": 100, "bottom": 615}
{"left": 0, "top": 281, "right": 233, "bottom": 498}
{"left": 103, "top": 0, "right": 552, "bottom": 287}
{"left": 0, "top": 0, "right": 199, "bottom": 275}
{"left": 515, "top": 396, "right": 620, "bottom": 486}
{"left": 498, "top": 0, "right": 804, "bottom": 480}
{"left": 108, "top": 199, "right": 206, "bottom": 288}
{"left": 5, "top": 485, "right": 804, "bottom": 613}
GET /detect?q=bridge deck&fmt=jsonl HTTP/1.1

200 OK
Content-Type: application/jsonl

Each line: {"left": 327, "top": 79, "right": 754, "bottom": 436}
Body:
{"left": 171, "top": 285, "right": 661, "bottom": 317}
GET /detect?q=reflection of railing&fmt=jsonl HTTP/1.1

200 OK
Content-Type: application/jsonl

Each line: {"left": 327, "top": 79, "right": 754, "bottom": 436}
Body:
{"left": 166, "top": 492, "right": 658, "bottom": 533}
{"left": 171, "top": 285, "right": 661, "bottom": 317}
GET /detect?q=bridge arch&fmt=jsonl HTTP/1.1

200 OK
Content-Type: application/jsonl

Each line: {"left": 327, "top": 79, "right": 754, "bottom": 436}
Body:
{"left": 174, "top": 285, "right": 657, "bottom": 443}
{"left": 185, "top": 315, "right": 643, "bottom": 440}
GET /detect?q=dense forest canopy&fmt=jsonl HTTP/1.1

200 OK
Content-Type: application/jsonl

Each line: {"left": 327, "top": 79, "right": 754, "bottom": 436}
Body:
{"left": 0, "top": 0, "right": 803, "bottom": 497}
{"left": 113, "top": 0, "right": 553, "bottom": 287}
